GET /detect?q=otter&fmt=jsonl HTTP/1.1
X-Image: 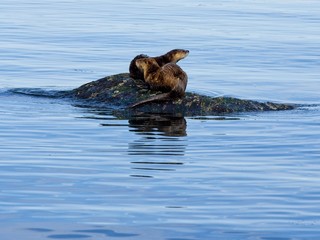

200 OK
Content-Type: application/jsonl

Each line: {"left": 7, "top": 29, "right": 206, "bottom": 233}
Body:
{"left": 129, "top": 49, "right": 189, "bottom": 80}
{"left": 130, "top": 57, "right": 188, "bottom": 108}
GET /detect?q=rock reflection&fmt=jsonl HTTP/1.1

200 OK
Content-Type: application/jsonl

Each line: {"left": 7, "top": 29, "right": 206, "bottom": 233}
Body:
{"left": 76, "top": 107, "right": 188, "bottom": 157}
{"left": 75, "top": 106, "right": 187, "bottom": 137}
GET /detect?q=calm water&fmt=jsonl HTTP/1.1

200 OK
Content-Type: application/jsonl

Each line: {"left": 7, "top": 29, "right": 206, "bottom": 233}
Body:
{"left": 1, "top": 0, "right": 320, "bottom": 239}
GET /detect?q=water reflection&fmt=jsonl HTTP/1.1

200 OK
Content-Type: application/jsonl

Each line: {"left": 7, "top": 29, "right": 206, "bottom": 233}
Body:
{"left": 127, "top": 113, "right": 187, "bottom": 178}
{"left": 75, "top": 105, "right": 187, "bottom": 136}
{"left": 130, "top": 160, "right": 184, "bottom": 178}
{"left": 17, "top": 223, "right": 303, "bottom": 240}
{"left": 79, "top": 107, "right": 188, "bottom": 156}
{"left": 128, "top": 113, "right": 187, "bottom": 157}
{"left": 129, "top": 142, "right": 185, "bottom": 158}
{"left": 78, "top": 108, "right": 187, "bottom": 177}
{"left": 128, "top": 113, "right": 187, "bottom": 137}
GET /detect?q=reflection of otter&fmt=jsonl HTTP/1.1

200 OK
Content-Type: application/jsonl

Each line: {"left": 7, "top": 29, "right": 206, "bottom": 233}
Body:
{"left": 130, "top": 58, "right": 188, "bottom": 108}
{"left": 129, "top": 114, "right": 187, "bottom": 137}
{"left": 129, "top": 49, "right": 189, "bottom": 80}
{"left": 128, "top": 114, "right": 186, "bottom": 177}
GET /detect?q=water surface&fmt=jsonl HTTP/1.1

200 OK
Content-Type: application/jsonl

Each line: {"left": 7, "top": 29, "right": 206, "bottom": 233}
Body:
{"left": 1, "top": 0, "right": 320, "bottom": 239}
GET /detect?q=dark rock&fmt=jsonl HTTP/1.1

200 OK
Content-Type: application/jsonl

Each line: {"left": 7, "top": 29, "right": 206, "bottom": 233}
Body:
{"left": 70, "top": 73, "right": 294, "bottom": 116}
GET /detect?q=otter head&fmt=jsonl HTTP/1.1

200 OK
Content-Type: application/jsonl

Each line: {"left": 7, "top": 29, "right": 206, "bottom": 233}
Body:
{"left": 166, "top": 49, "right": 189, "bottom": 63}
{"left": 135, "top": 58, "right": 148, "bottom": 71}
{"left": 129, "top": 54, "right": 149, "bottom": 80}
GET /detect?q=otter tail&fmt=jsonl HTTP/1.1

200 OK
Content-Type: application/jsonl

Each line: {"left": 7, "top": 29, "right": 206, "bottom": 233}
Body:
{"left": 129, "top": 92, "right": 173, "bottom": 108}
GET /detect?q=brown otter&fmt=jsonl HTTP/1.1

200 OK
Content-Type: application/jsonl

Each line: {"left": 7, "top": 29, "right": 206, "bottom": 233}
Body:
{"left": 129, "top": 54, "right": 149, "bottom": 80}
{"left": 130, "top": 57, "right": 188, "bottom": 108}
{"left": 129, "top": 49, "right": 189, "bottom": 80}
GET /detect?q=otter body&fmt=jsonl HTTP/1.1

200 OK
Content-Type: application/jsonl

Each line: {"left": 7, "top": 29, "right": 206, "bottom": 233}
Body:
{"left": 130, "top": 58, "right": 188, "bottom": 108}
{"left": 129, "top": 49, "right": 189, "bottom": 80}
{"left": 138, "top": 58, "right": 187, "bottom": 96}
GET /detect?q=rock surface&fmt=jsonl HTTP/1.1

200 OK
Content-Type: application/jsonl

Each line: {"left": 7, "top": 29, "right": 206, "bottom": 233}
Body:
{"left": 70, "top": 73, "right": 294, "bottom": 116}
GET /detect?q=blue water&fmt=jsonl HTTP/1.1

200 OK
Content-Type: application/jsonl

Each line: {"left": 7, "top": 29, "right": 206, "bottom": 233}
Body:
{"left": 1, "top": 1, "right": 320, "bottom": 239}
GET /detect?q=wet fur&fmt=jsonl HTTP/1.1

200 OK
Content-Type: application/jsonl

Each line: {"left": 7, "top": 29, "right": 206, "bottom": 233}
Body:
{"left": 130, "top": 58, "right": 188, "bottom": 108}
{"left": 129, "top": 54, "right": 149, "bottom": 80}
{"left": 153, "top": 49, "right": 189, "bottom": 67}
